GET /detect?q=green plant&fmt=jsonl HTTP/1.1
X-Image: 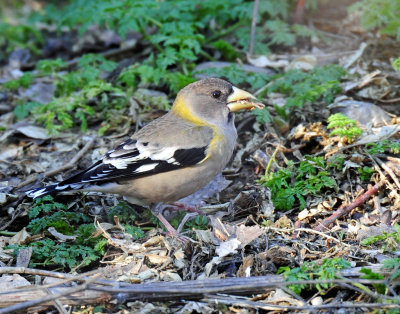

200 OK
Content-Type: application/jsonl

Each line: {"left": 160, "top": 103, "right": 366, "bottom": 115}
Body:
{"left": 263, "top": 65, "right": 346, "bottom": 114}
{"left": 23, "top": 226, "right": 107, "bottom": 269}
{"left": 349, "top": 0, "right": 400, "bottom": 40}
{"left": 360, "top": 268, "right": 386, "bottom": 294}
{"left": 3, "top": 0, "right": 327, "bottom": 135}
{"left": 235, "top": 0, "right": 317, "bottom": 53}
{"left": 8, "top": 198, "right": 146, "bottom": 270}
{"left": 358, "top": 166, "right": 375, "bottom": 182}
{"left": 327, "top": 113, "right": 363, "bottom": 143}
{"left": 393, "top": 57, "right": 400, "bottom": 70}
{"left": 196, "top": 64, "right": 271, "bottom": 91}
{"left": 2, "top": 72, "right": 33, "bottom": 90}
{"left": 170, "top": 212, "right": 209, "bottom": 232}
{"left": 0, "top": 22, "right": 43, "bottom": 54}
{"left": 36, "top": 58, "right": 68, "bottom": 75}
{"left": 278, "top": 258, "right": 351, "bottom": 294}
{"left": 13, "top": 101, "right": 41, "bottom": 120}
{"left": 382, "top": 258, "right": 400, "bottom": 281}
{"left": 33, "top": 79, "right": 127, "bottom": 134}
{"left": 366, "top": 140, "right": 400, "bottom": 155}
{"left": 6, "top": 54, "right": 125, "bottom": 134}
{"left": 361, "top": 224, "right": 400, "bottom": 252}
{"left": 7, "top": 196, "right": 106, "bottom": 270}
{"left": 260, "top": 156, "right": 338, "bottom": 210}
{"left": 106, "top": 201, "right": 145, "bottom": 239}
{"left": 123, "top": 225, "right": 145, "bottom": 239}
{"left": 56, "top": 0, "right": 252, "bottom": 86}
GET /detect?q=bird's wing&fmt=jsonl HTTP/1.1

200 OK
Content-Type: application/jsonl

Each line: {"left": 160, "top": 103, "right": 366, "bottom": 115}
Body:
{"left": 56, "top": 124, "right": 214, "bottom": 188}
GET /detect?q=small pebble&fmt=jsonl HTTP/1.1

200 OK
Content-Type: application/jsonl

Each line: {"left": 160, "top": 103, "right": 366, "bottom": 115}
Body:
{"left": 311, "top": 296, "right": 323, "bottom": 306}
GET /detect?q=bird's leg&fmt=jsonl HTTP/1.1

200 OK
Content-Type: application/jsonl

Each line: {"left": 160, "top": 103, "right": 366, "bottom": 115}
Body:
{"left": 152, "top": 203, "right": 180, "bottom": 238}
{"left": 170, "top": 202, "right": 205, "bottom": 215}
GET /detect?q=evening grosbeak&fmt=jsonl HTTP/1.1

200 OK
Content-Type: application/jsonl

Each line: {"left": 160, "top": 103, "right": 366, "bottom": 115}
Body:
{"left": 26, "top": 78, "right": 262, "bottom": 235}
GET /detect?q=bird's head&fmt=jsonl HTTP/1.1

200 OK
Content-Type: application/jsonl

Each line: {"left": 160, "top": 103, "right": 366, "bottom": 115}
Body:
{"left": 172, "top": 78, "right": 262, "bottom": 126}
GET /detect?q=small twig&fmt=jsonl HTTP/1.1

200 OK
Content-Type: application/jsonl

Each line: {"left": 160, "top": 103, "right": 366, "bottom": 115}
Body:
{"left": 248, "top": 0, "right": 259, "bottom": 56}
{"left": 265, "top": 144, "right": 280, "bottom": 175}
{"left": 285, "top": 227, "right": 353, "bottom": 248}
{"left": 0, "top": 274, "right": 101, "bottom": 314}
{"left": 1, "top": 275, "right": 397, "bottom": 309}
{"left": 88, "top": 278, "right": 387, "bottom": 296}
{"left": 0, "top": 267, "right": 114, "bottom": 287}
{"left": 314, "top": 180, "right": 386, "bottom": 232}
{"left": 46, "top": 288, "right": 69, "bottom": 314}
{"left": 373, "top": 156, "right": 400, "bottom": 191}
{"left": 16, "top": 137, "right": 96, "bottom": 190}
{"left": 0, "top": 205, "right": 24, "bottom": 231}
{"left": 202, "top": 295, "right": 400, "bottom": 311}
{"left": 379, "top": 97, "right": 400, "bottom": 103}
{"left": 293, "top": 0, "right": 306, "bottom": 24}
{"left": 367, "top": 152, "right": 400, "bottom": 200}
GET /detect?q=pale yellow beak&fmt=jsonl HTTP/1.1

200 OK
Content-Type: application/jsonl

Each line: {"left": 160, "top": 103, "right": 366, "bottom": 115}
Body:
{"left": 227, "top": 86, "right": 263, "bottom": 112}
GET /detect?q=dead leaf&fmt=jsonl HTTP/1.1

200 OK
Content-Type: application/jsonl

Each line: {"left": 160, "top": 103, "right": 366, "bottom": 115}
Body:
{"left": 274, "top": 215, "right": 293, "bottom": 229}
{"left": 177, "top": 301, "right": 214, "bottom": 314}
{"left": 47, "top": 227, "right": 77, "bottom": 242}
{"left": 264, "top": 246, "right": 296, "bottom": 266}
{"left": 354, "top": 125, "right": 400, "bottom": 146}
{"left": 267, "top": 288, "right": 304, "bottom": 306}
{"left": 215, "top": 238, "right": 241, "bottom": 258}
{"left": 160, "top": 271, "right": 182, "bottom": 282}
{"left": 194, "top": 229, "right": 214, "bottom": 244}
{"left": 286, "top": 55, "right": 317, "bottom": 71}
{"left": 247, "top": 54, "right": 289, "bottom": 68}
{"left": 9, "top": 228, "right": 31, "bottom": 245}
{"left": 16, "top": 247, "right": 32, "bottom": 267}
{"left": 0, "top": 144, "right": 23, "bottom": 160}
{"left": 342, "top": 42, "right": 368, "bottom": 69}
{"left": 0, "top": 274, "right": 31, "bottom": 292}
{"left": 237, "top": 255, "right": 254, "bottom": 277}
{"left": 13, "top": 124, "right": 50, "bottom": 140}
{"left": 20, "top": 82, "right": 55, "bottom": 104}
{"left": 146, "top": 254, "right": 171, "bottom": 266}
{"left": 235, "top": 225, "right": 265, "bottom": 248}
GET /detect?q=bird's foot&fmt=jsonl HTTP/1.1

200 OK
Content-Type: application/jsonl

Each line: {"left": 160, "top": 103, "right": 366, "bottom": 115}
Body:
{"left": 170, "top": 202, "right": 205, "bottom": 215}
{"left": 155, "top": 212, "right": 189, "bottom": 242}
{"left": 152, "top": 203, "right": 201, "bottom": 242}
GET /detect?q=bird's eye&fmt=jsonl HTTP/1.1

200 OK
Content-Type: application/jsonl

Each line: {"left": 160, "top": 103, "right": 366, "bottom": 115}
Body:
{"left": 212, "top": 90, "right": 221, "bottom": 98}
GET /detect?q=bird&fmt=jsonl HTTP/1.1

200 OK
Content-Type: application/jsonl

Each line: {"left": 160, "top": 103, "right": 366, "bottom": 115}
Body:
{"left": 26, "top": 78, "right": 262, "bottom": 236}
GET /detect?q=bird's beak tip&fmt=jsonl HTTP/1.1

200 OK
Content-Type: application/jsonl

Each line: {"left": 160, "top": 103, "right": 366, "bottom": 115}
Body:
{"left": 227, "top": 86, "right": 264, "bottom": 112}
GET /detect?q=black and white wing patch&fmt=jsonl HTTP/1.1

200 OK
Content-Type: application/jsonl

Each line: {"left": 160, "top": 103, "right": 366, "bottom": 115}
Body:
{"left": 54, "top": 138, "right": 207, "bottom": 187}
{"left": 95, "top": 138, "right": 208, "bottom": 179}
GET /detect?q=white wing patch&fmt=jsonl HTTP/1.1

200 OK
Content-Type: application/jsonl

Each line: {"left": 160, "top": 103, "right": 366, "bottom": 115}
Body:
{"left": 134, "top": 163, "right": 158, "bottom": 173}
{"left": 149, "top": 146, "right": 176, "bottom": 161}
{"left": 55, "top": 185, "right": 69, "bottom": 190}
{"left": 28, "top": 188, "right": 47, "bottom": 198}
{"left": 105, "top": 140, "right": 180, "bottom": 170}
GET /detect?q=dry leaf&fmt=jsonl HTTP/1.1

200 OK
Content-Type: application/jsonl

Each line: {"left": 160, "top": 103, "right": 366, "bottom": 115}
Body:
{"left": 9, "top": 228, "right": 31, "bottom": 245}
{"left": 146, "top": 254, "right": 171, "bottom": 266}
{"left": 0, "top": 274, "right": 31, "bottom": 292}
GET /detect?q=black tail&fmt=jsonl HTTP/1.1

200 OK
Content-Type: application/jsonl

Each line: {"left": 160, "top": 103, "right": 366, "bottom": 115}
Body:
{"left": 26, "top": 184, "right": 63, "bottom": 199}
{"left": 25, "top": 160, "right": 103, "bottom": 199}
{"left": 25, "top": 181, "right": 84, "bottom": 199}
